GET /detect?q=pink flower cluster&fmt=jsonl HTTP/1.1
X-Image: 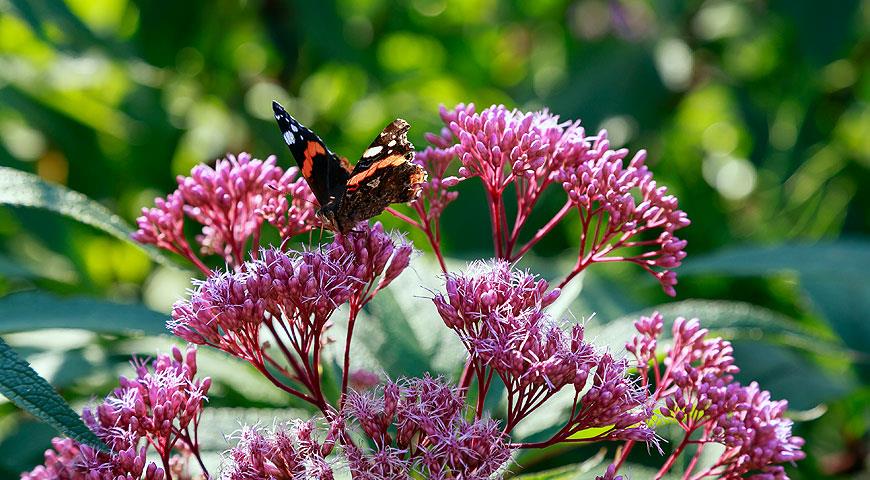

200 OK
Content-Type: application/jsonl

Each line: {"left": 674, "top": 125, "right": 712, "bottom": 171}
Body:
{"left": 557, "top": 142, "right": 689, "bottom": 295}
{"left": 623, "top": 313, "right": 806, "bottom": 479}
{"left": 169, "top": 222, "right": 412, "bottom": 412}
{"left": 434, "top": 261, "right": 655, "bottom": 445}
{"left": 223, "top": 420, "right": 341, "bottom": 480}
{"left": 133, "top": 153, "right": 318, "bottom": 273}
{"left": 407, "top": 103, "right": 689, "bottom": 295}
{"left": 22, "top": 345, "right": 210, "bottom": 480}
{"left": 343, "top": 375, "right": 511, "bottom": 479}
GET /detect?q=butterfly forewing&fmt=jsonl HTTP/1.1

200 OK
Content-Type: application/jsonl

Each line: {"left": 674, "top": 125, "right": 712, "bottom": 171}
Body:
{"left": 272, "top": 101, "right": 349, "bottom": 207}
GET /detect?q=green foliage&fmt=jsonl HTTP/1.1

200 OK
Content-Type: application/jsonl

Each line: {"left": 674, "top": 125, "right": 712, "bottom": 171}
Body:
{"left": 0, "top": 338, "right": 107, "bottom": 452}
{"left": 0, "top": 167, "right": 176, "bottom": 268}
{"left": 0, "top": 291, "right": 167, "bottom": 335}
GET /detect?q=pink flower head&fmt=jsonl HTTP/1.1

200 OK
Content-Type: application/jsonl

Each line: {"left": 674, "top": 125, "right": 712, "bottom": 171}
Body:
{"left": 223, "top": 420, "right": 337, "bottom": 480}
{"left": 169, "top": 244, "right": 356, "bottom": 363}
{"left": 170, "top": 224, "right": 413, "bottom": 409}
{"left": 412, "top": 103, "right": 691, "bottom": 296}
{"left": 556, "top": 140, "right": 689, "bottom": 295}
{"left": 22, "top": 346, "right": 209, "bottom": 480}
{"left": 434, "top": 260, "right": 653, "bottom": 442}
{"left": 629, "top": 313, "right": 805, "bottom": 478}
{"left": 331, "top": 222, "right": 414, "bottom": 303}
{"left": 344, "top": 375, "right": 511, "bottom": 478}
{"left": 86, "top": 345, "right": 210, "bottom": 456}
{"left": 133, "top": 153, "right": 318, "bottom": 271}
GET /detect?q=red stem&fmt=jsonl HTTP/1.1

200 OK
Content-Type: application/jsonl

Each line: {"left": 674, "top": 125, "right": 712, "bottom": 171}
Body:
{"left": 655, "top": 433, "right": 693, "bottom": 479}
{"left": 385, "top": 207, "right": 420, "bottom": 229}
{"left": 682, "top": 438, "right": 707, "bottom": 480}
{"left": 340, "top": 299, "right": 362, "bottom": 406}
{"left": 510, "top": 200, "right": 573, "bottom": 261}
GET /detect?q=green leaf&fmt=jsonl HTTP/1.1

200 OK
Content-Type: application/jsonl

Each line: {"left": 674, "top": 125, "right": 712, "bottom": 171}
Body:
{"left": 0, "top": 291, "right": 168, "bottom": 336}
{"left": 0, "top": 167, "right": 177, "bottom": 268}
{"left": 0, "top": 338, "right": 107, "bottom": 451}
{"left": 680, "top": 241, "right": 870, "bottom": 278}
{"left": 350, "top": 257, "right": 466, "bottom": 379}
{"left": 681, "top": 241, "right": 870, "bottom": 360}
{"left": 608, "top": 299, "right": 846, "bottom": 358}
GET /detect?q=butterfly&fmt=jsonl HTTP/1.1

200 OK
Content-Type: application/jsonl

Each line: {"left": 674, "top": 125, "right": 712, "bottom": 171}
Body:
{"left": 272, "top": 101, "right": 427, "bottom": 234}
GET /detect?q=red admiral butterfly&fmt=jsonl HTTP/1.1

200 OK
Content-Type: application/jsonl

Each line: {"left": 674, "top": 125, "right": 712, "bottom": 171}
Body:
{"left": 272, "top": 101, "right": 427, "bottom": 234}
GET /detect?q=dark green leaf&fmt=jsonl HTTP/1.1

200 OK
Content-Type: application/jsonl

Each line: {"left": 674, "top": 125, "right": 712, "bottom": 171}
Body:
{"left": 0, "top": 291, "right": 167, "bottom": 336}
{"left": 0, "top": 338, "right": 107, "bottom": 451}
{"left": 681, "top": 241, "right": 870, "bottom": 359}
{"left": 681, "top": 241, "right": 870, "bottom": 278}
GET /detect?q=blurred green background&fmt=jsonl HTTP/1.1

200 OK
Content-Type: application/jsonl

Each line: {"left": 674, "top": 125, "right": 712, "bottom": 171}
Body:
{"left": 0, "top": 0, "right": 867, "bottom": 478}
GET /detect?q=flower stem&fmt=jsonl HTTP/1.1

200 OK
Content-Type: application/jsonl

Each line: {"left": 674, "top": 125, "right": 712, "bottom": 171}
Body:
{"left": 654, "top": 434, "right": 693, "bottom": 480}
{"left": 511, "top": 200, "right": 572, "bottom": 261}
{"left": 340, "top": 300, "right": 362, "bottom": 406}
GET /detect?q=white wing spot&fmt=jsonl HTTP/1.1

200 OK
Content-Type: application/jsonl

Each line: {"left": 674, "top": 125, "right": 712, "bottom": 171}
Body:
{"left": 291, "top": 124, "right": 299, "bottom": 133}
{"left": 363, "top": 146, "right": 383, "bottom": 158}
{"left": 283, "top": 131, "right": 295, "bottom": 145}
{"left": 367, "top": 177, "right": 381, "bottom": 188}
{"left": 387, "top": 140, "right": 396, "bottom": 147}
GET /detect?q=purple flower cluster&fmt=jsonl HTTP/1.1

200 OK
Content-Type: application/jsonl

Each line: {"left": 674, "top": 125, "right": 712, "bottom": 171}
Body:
{"left": 556, "top": 138, "right": 689, "bottom": 295}
{"left": 22, "top": 345, "right": 210, "bottom": 480}
{"left": 434, "top": 261, "right": 655, "bottom": 444}
{"left": 169, "top": 223, "right": 412, "bottom": 411}
{"left": 625, "top": 313, "right": 806, "bottom": 479}
{"left": 223, "top": 420, "right": 340, "bottom": 480}
{"left": 407, "top": 103, "right": 689, "bottom": 295}
{"left": 408, "top": 127, "right": 461, "bottom": 271}
{"left": 133, "top": 153, "right": 318, "bottom": 272}
{"left": 343, "top": 375, "right": 511, "bottom": 479}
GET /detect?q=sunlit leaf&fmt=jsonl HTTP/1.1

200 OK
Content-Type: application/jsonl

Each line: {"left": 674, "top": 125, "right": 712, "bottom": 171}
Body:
{"left": 0, "top": 167, "right": 178, "bottom": 269}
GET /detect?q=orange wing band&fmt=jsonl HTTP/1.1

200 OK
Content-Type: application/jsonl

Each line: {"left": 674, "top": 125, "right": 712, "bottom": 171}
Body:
{"left": 346, "top": 155, "right": 407, "bottom": 187}
{"left": 302, "top": 141, "right": 326, "bottom": 178}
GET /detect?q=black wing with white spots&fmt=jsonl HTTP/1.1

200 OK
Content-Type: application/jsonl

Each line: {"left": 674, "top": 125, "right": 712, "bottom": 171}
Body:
{"left": 272, "top": 101, "right": 349, "bottom": 207}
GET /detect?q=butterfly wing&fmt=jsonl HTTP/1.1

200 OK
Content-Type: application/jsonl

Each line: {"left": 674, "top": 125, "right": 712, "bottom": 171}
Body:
{"left": 334, "top": 119, "right": 427, "bottom": 230}
{"left": 272, "top": 101, "right": 349, "bottom": 207}
{"left": 350, "top": 119, "right": 414, "bottom": 176}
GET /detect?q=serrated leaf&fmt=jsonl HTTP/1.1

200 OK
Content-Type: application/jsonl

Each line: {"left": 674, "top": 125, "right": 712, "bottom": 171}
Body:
{"left": 0, "top": 291, "right": 168, "bottom": 336}
{"left": 0, "top": 338, "right": 107, "bottom": 451}
{"left": 0, "top": 167, "right": 177, "bottom": 268}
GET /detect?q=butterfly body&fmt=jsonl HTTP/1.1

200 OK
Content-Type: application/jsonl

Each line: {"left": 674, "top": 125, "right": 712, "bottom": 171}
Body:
{"left": 272, "top": 101, "right": 427, "bottom": 233}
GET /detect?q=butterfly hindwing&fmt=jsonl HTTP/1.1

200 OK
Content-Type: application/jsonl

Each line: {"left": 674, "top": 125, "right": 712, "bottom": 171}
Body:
{"left": 337, "top": 119, "right": 426, "bottom": 227}
{"left": 272, "top": 101, "right": 349, "bottom": 207}
{"left": 350, "top": 119, "right": 413, "bottom": 176}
